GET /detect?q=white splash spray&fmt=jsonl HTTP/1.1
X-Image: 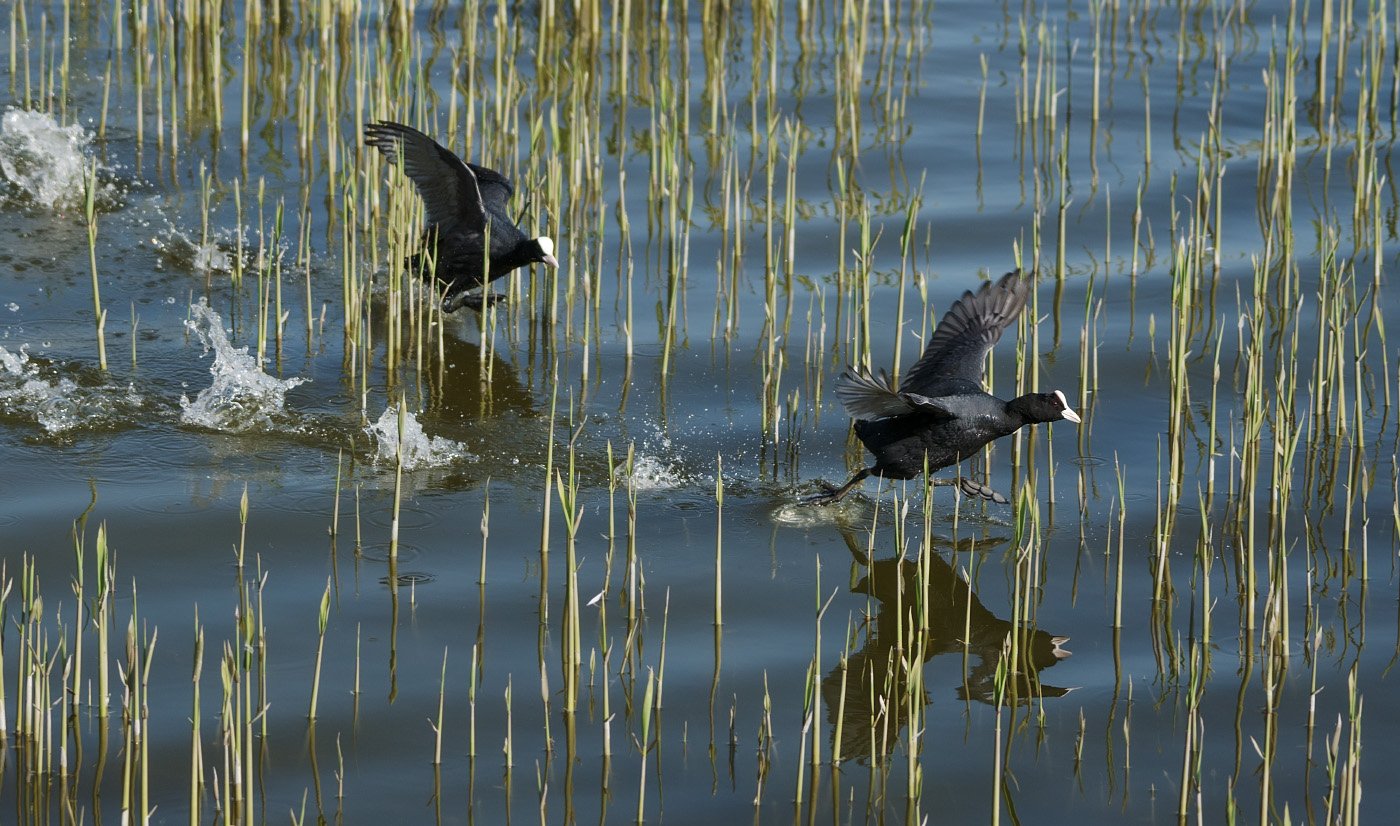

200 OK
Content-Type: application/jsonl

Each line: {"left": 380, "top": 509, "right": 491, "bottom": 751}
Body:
{"left": 0, "top": 345, "right": 144, "bottom": 434}
{"left": 620, "top": 454, "right": 689, "bottom": 491}
{"left": 180, "top": 300, "right": 307, "bottom": 432}
{"left": 0, "top": 109, "right": 96, "bottom": 209}
{"left": 367, "top": 404, "right": 472, "bottom": 470}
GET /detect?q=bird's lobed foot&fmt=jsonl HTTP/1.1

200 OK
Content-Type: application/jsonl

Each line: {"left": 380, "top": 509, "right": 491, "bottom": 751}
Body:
{"left": 933, "top": 476, "right": 1008, "bottom": 504}
{"left": 443, "top": 291, "right": 507, "bottom": 314}
{"left": 956, "top": 477, "right": 1009, "bottom": 504}
{"left": 799, "top": 481, "right": 844, "bottom": 506}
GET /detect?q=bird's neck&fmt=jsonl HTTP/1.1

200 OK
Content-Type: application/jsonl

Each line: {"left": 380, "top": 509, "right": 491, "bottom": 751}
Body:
{"left": 496, "top": 240, "right": 537, "bottom": 270}
{"left": 1003, "top": 395, "right": 1037, "bottom": 427}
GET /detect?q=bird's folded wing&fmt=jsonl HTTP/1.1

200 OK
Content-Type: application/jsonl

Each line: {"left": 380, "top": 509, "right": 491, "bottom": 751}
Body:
{"left": 897, "top": 392, "right": 956, "bottom": 417}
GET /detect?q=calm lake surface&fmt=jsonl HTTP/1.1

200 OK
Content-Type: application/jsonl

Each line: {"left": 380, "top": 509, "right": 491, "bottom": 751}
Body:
{"left": 1, "top": 0, "right": 1395, "bottom": 822}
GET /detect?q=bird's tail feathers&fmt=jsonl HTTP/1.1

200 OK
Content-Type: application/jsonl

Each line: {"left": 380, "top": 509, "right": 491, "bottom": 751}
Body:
{"left": 834, "top": 366, "right": 916, "bottom": 420}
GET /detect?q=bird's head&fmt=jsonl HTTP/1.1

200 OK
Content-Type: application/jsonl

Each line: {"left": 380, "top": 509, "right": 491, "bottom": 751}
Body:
{"left": 1042, "top": 390, "right": 1082, "bottom": 424}
{"left": 532, "top": 236, "right": 559, "bottom": 268}
{"left": 1011, "top": 390, "right": 1082, "bottom": 425}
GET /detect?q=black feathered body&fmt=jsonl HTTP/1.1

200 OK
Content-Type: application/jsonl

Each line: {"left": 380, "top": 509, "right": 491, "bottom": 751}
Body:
{"left": 854, "top": 389, "right": 1024, "bottom": 480}
{"left": 413, "top": 214, "right": 532, "bottom": 295}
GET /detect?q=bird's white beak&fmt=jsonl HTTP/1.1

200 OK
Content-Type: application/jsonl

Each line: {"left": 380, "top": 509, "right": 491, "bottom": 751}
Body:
{"left": 1054, "top": 390, "right": 1082, "bottom": 424}
{"left": 543, "top": 253, "right": 559, "bottom": 268}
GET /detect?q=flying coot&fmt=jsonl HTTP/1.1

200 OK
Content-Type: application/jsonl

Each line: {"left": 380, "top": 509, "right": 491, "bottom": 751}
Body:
{"left": 806, "top": 270, "right": 1080, "bottom": 505}
{"left": 364, "top": 120, "right": 558, "bottom": 313}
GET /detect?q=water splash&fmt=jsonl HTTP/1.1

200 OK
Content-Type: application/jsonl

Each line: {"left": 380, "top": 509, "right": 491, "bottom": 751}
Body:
{"left": 367, "top": 404, "right": 472, "bottom": 470}
{"left": 771, "top": 499, "right": 852, "bottom": 527}
{"left": 621, "top": 454, "right": 690, "bottom": 490}
{"left": 0, "top": 345, "right": 145, "bottom": 434}
{"left": 192, "top": 240, "right": 235, "bottom": 273}
{"left": 0, "top": 109, "right": 96, "bottom": 209}
{"left": 180, "top": 300, "right": 307, "bottom": 432}
{"left": 150, "top": 222, "right": 235, "bottom": 275}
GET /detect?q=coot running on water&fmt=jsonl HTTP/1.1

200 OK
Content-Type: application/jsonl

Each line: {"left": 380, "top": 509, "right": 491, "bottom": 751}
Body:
{"left": 806, "top": 270, "right": 1080, "bottom": 505}
{"left": 364, "top": 121, "right": 558, "bottom": 313}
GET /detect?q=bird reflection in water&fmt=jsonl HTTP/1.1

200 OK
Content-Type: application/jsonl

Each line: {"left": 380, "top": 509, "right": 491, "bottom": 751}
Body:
{"left": 423, "top": 333, "right": 550, "bottom": 477}
{"left": 432, "top": 333, "right": 540, "bottom": 421}
{"left": 824, "top": 529, "right": 1072, "bottom": 761}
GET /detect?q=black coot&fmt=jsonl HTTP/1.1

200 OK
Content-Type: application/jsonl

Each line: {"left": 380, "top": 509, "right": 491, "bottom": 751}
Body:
{"left": 364, "top": 121, "right": 558, "bottom": 313}
{"left": 807, "top": 270, "right": 1080, "bottom": 504}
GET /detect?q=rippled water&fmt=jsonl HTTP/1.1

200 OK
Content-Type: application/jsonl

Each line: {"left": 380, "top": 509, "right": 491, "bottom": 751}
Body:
{"left": 0, "top": 0, "right": 1395, "bottom": 823}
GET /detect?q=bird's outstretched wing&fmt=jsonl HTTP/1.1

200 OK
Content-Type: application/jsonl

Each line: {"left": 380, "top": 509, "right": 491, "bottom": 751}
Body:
{"left": 899, "top": 270, "right": 1031, "bottom": 395}
{"left": 466, "top": 162, "right": 516, "bottom": 212}
{"left": 364, "top": 121, "right": 486, "bottom": 233}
